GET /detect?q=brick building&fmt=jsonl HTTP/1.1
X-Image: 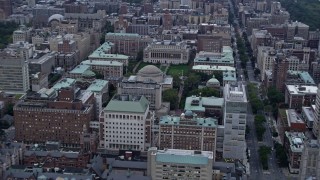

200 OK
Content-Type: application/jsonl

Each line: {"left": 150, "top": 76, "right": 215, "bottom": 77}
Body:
{"left": 14, "top": 87, "right": 94, "bottom": 148}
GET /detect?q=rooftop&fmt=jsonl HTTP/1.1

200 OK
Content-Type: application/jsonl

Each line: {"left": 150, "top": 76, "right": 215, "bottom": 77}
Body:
{"left": 160, "top": 115, "right": 218, "bottom": 127}
{"left": 285, "top": 131, "right": 306, "bottom": 153}
{"left": 52, "top": 78, "right": 75, "bottom": 90}
{"left": 81, "top": 60, "right": 123, "bottom": 67}
{"left": 89, "top": 42, "right": 129, "bottom": 60}
{"left": 287, "top": 71, "right": 315, "bottom": 85}
{"left": 286, "top": 85, "right": 318, "bottom": 95}
{"left": 302, "top": 106, "right": 315, "bottom": 122}
{"left": 225, "top": 83, "right": 247, "bottom": 102}
{"left": 69, "top": 64, "right": 90, "bottom": 74}
{"left": 192, "top": 65, "right": 235, "bottom": 72}
{"left": 185, "top": 96, "right": 224, "bottom": 112}
{"left": 223, "top": 70, "right": 237, "bottom": 82}
{"left": 86, "top": 79, "right": 108, "bottom": 93}
{"left": 194, "top": 46, "right": 234, "bottom": 65}
{"left": 104, "top": 95, "right": 149, "bottom": 113}
{"left": 287, "top": 109, "right": 305, "bottom": 125}
{"left": 106, "top": 32, "right": 140, "bottom": 38}
{"left": 153, "top": 148, "right": 213, "bottom": 165}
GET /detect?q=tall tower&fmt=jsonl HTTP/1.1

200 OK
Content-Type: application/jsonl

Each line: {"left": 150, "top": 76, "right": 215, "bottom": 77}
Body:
{"left": 0, "top": 0, "right": 12, "bottom": 20}
{"left": 223, "top": 82, "right": 248, "bottom": 160}
{"left": 312, "top": 84, "right": 320, "bottom": 138}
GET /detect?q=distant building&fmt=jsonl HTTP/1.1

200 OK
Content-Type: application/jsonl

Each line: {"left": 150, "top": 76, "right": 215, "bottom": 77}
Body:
{"left": 105, "top": 33, "right": 152, "bottom": 57}
{"left": 197, "top": 32, "right": 231, "bottom": 53}
{"left": 158, "top": 115, "right": 218, "bottom": 156}
{"left": 0, "top": 0, "right": 12, "bottom": 20}
{"left": 193, "top": 46, "right": 234, "bottom": 67}
{"left": 192, "top": 65, "right": 235, "bottom": 75}
{"left": 88, "top": 42, "right": 129, "bottom": 66}
{"left": 0, "top": 51, "right": 30, "bottom": 93}
{"left": 223, "top": 83, "right": 248, "bottom": 160}
{"left": 312, "top": 85, "right": 320, "bottom": 137}
{"left": 147, "top": 148, "right": 214, "bottom": 180}
{"left": 143, "top": 41, "right": 190, "bottom": 64}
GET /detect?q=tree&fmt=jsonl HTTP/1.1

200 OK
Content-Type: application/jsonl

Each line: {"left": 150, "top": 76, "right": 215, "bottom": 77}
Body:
{"left": 254, "top": 68, "right": 260, "bottom": 77}
{"left": 136, "top": 49, "right": 143, "bottom": 61}
{"left": 267, "top": 87, "right": 285, "bottom": 105}
{"left": 259, "top": 146, "right": 272, "bottom": 170}
{"left": 274, "top": 142, "right": 288, "bottom": 167}
{"left": 6, "top": 103, "right": 14, "bottom": 116}
{"left": 163, "top": 89, "right": 179, "bottom": 110}
{"left": 172, "top": 74, "right": 181, "bottom": 89}
{"left": 188, "top": 87, "right": 219, "bottom": 97}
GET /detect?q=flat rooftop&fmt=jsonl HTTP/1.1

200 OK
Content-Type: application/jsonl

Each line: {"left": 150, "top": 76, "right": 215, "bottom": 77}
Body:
{"left": 192, "top": 65, "right": 235, "bottom": 71}
{"left": 302, "top": 106, "right": 315, "bottom": 122}
{"left": 185, "top": 96, "right": 224, "bottom": 112}
{"left": 52, "top": 78, "right": 75, "bottom": 90}
{"left": 153, "top": 148, "right": 213, "bottom": 165}
{"left": 81, "top": 60, "right": 123, "bottom": 67}
{"left": 285, "top": 131, "right": 305, "bottom": 153}
{"left": 86, "top": 79, "right": 108, "bottom": 92}
{"left": 69, "top": 64, "right": 90, "bottom": 74}
{"left": 89, "top": 42, "right": 129, "bottom": 60}
{"left": 159, "top": 115, "right": 217, "bottom": 128}
{"left": 286, "top": 85, "right": 318, "bottom": 95}
{"left": 225, "top": 83, "right": 247, "bottom": 102}
{"left": 104, "top": 95, "right": 149, "bottom": 113}
{"left": 287, "top": 109, "right": 305, "bottom": 126}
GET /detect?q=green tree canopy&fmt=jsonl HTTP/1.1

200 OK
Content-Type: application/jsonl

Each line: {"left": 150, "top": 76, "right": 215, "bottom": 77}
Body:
{"left": 163, "top": 89, "right": 179, "bottom": 110}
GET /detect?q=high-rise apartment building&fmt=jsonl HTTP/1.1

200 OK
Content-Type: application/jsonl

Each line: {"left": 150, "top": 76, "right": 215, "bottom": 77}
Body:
{"left": 101, "top": 95, "right": 153, "bottom": 152}
{"left": 299, "top": 140, "right": 320, "bottom": 180}
{"left": 147, "top": 148, "right": 214, "bottom": 180}
{"left": 312, "top": 84, "right": 320, "bottom": 137}
{"left": 0, "top": 51, "right": 30, "bottom": 93}
{"left": 158, "top": 115, "right": 218, "bottom": 157}
{"left": 0, "top": 0, "right": 12, "bottom": 20}
{"left": 14, "top": 87, "right": 94, "bottom": 147}
{"left": 223, "top": 83, "right": 248, "bottom": 160}
{"left": 272, "top": 56, "right": 289, "bottom": 92}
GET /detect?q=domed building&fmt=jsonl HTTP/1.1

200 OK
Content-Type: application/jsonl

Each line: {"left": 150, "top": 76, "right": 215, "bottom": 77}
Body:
{"left": 206, "top": 75, "right": 220, "bottom": 89}
{"left": 118, "top": 65, "right": 172, "bottom": 112}
{"left": 137, "top": 65, "right": 164, "bottom": 83}
{"left": 48, "top": 14, "right": 64, "bottom": 28}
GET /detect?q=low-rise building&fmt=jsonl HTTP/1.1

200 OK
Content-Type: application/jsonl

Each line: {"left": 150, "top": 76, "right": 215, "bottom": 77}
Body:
{"left": 147, "top": 148, "right": 214, "bottom": 180}
{"left": 277, "top": 109, "right": 307, "bottom": 143}
{"left": 301, "top": 106, "right": 316, "bottom": 129}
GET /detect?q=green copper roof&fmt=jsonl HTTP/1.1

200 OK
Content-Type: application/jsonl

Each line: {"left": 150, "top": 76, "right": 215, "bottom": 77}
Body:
{"left": 89, "top": 42, "right": 129, "bottom": 60}
{"left": 184, "top": 96, "right": 224, "bottom": 112}
{"left": 52, "top": 78, "right": 75, "bottom": 90}
{"left": 105, "top": 95, "right": 149, "bottom": 113}
{"left": 156, "top": 153, "right": 209, "bottom": 165}
{"left": 106, "top": 32, "right": 140, "bottom": 37}
{"left": 81, "top": 60, "right": 123, "bottom": 66}
{"left": 159, "top": 115, "right": 217, "bottom": 127}
{"left": 69, "top": 64, "right": 90, "bottom": 74}
{"left": 86, "top": 79, "right": 108, "bottom": 92}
